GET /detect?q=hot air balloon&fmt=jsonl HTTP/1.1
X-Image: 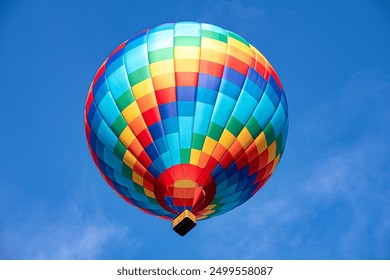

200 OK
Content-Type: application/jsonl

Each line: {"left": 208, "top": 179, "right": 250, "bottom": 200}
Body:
{"left": 84, "top": 22, "right": 288, "bottom": 236}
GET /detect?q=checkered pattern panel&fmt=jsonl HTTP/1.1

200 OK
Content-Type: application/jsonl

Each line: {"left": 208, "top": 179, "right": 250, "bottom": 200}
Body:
{"left": 84, "top": 22, "right": 288, "bottom": 221}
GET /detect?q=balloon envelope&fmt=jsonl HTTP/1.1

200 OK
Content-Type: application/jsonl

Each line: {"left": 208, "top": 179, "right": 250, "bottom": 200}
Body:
{"left": 84, "top": 22, "right": 288, "bottom": 222}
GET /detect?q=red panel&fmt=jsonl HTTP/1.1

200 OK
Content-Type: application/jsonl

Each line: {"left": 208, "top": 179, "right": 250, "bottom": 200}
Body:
{"left": 268, "top": 65, "right": 283, "bottom": 91}
{"left": 92, "top": 61, "right": 106, "bottom": 86}
{"left": 85, "top": 91, "right": 94, "bottom": 114}
{"left": 108, "top": 40, "right": 127, "bottom": 59}
{"left": 142, "top": 107, "right": 160, "bottom": 126}
{"left": 226, "top": 55, "right": 249, "bottom": 75}
{"left": 137, "top": 150, "right": 152, "bottom": 167}
{"left": 155, "top": 87, "right": 176, "bottom": 104}
{"left": 220, "top": 151, "right": 235, "bottom": 169}
{"left": 175, "top": 72, "right": 199, "bottom": 87}
{"left": 136, "top": 128, "right": 153, "bottom": 147}
{"left": 199, "top": 60, "right": 224, "bottom": 78}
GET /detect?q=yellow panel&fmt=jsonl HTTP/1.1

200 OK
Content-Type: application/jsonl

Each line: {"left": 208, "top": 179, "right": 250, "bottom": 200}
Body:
{"left": 150, "top": 60, "right": 174, "bottom": 76}
{"left": 175, "top": 59, "right": 199, "bottom": 72}
{"left": 132, "top": 171, "right": 144, "bottom": 186}
{"left": 250, "top": 44, "right": 267, "bottom": 66}
{"left": 198, "top": 210, "right": 215, "bottom": 216}
{"left": 205, "top": 204, "right": 216, "bottom": 210}
{"left": 152, "top": 73, "right": 176, "bottom": 90}
{"left": 254, "top": 132, "right": 268, "bottom": 154}
{"left": 174, "top": 179, "right": 196, "bottom": 188}
{"left": 201, "top": 38, "right": 227, "bottom": 53}
{"left": 228, "top": 37, "right": 251, "bottom": 55}
{"left": 267, "top": 141, "right": 277, "bottom": 163}
{"left": 229, "top": 45, "right": 251, "bottom": 64}
{"left": 236, "top": 127, "right": 254, "bottom": 149}
{"left": 197, "top": 215, "right": 209, "bottom": 220}
{"left": 122, "top": 150, "right": 136, "bottom": 169}
{"left": 200, "top": 49, "right": 226, "bottom": 64}
{"left": 190, "top": 149, "right": 201, "bottom": 165}
{"left": 174, "top": 46, "right": 200, "bottom": 59}
{"left": 271, "top": 154, "right": 281, "bottom": 173}
{"left": 132, "top": 78, "right": 153, "bottom": 99}
{"left": 144, "top": 188, "right": 156, "bottom": 199}
{"left": 202, "top": 136, "right": 217, "bottom": 155}
{"left": 122, "top": 102, "right": 141, "bottom": 123}
{"left": 119, "top": 126, "right": 135, "bottom": 148}
{"left": 219, "top": 130, "right": 236, "bottom": 150}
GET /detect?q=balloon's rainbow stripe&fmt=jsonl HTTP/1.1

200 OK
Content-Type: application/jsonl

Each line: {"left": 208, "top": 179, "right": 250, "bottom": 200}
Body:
{"left": 84, "top": 22, "right": 288, "bottom": 221}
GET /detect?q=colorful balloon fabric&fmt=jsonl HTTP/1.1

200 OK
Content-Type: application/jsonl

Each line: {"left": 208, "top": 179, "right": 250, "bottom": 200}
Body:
{"left": 84, "top": 22, "right": 288, "bottom": 222}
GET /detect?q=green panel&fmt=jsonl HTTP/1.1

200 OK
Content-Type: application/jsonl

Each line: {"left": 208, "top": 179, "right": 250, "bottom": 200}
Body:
{"left": 128, "top": 65, "right": 151, "bottom": 85}
{"left": 174, "top": 36, "right": 201, "bottom": 47}
{"left": 227, "top": 31, "right": 249, "bottom": 46}
{"left": 201, "top": 30, "right": 227, "bottom": 43}
{"left": 113, "top": 141, "right": 127, "bottom": 159}
{"left": 263, "top": 123, "right": 275, "bottom": 145}
{"left": 246, "top": 116, "right": 262, "bottom": 138}
{"left": 192, "top": 133, "right": 206, "bottom": 150}
{"left": 122, "top": 164, "right": 133, "bottom": 179}
{"left": 275, "top": 133, "right": 284, "bottom": 156}
{"left": 208, "top": 122, "right": 224, "bottom": 141}
{"left": 146, "top": 196, "right": 159, "bottom": 204}
{"left": 180, "top": 148, "right": 191, "bottom": 163}
{"left": 111, "top": 116, "right": 128, "bottom": 136}
{"left": 226, "top": 116, "right": 243, "bottom": 137}
{"left": 116, "top": 89, "right": 135, "bottom": 111}
{"left": 134, "top": 184, "right": 145, "bottom": 194}
{"left": 148, "top": 47, "right": 174, "bottom": 63}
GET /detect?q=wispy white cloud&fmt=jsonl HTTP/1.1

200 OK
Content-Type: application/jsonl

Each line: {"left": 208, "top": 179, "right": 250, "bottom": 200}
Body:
{"left": 0, "top": 174, "right": 142, "bottom": 259}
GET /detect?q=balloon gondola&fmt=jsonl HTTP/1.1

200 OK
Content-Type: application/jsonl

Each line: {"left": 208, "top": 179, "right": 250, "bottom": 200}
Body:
{"left": 84, "top": 22, "right": 288, "bottom": 236}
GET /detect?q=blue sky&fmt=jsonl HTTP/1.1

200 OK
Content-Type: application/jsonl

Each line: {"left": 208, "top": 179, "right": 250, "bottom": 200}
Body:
{"left": 0, "top": 0, "right": 389, "bottom": 259}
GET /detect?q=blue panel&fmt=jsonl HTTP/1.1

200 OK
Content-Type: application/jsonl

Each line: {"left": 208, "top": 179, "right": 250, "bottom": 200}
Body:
{"left": 264, "top": 82, "right": 280, "bottom": 108}
{"left": 197, "top": 87, "right": 218, "bottom": 104}
{"left": 179, "top": 116, "right": 193, "bottom": 148}
{"left": 148, "top": 29, "right": 174, "bottom": 51}
{"left": 159, "top": 102, "right": 177, "bottom": 119}
{"left": 106, "top": 48, "right": 124, "bottom": 73}
{"left": 177, "top": 86, "right": 196, "bottom": 101}
{"left": 201, "top": 23, "right": 227, "bottom": 36}
{"left": 106, "top": 66, "right": 131, "bottom": 99}
{"left": 253, "top": 94, "right": 275, "bottom": 128}
{"left": 126, "top": 30, "right": 147, "bottom": 49}
{"left": 174, "top": 22, "right": 201, "bottom": 36}
{"left": 269, "top": 75, "right": 282, "bottom": 98}
{"left": 90, "top": 104, "right": 103, "bottom": 133}
{"left": 222, "top": 67, "right": 245, "bottom": 88}
{"left": 87, "top": 101, "right": 98, "bottom": 128}
{"left": 145, "top": 143, "right": 160, "bottom": 161}
{"left": 270, "top": 103, "right": 287, "bottom": 137}
{"left": 97, "top": 121, "right": 118, "bottom": 151}
{"left": 231, "top": 91, "right": 257, "bottom": 124}
{"left": 124, "top": 44, "right": 149, "bottom": 73}
{"left": 211, "top": 94, "right": 236, "bottom": 126}
{"left": 93, "top": 76, "right": 109, "bottom": 105}
{"left": 177, "top": 101, "right": 195, "bottom": 116}
{"left": 198, "top": 73, "right": 221, "bottom": 91}
{"left": 103, "top": 147, "right": 123, "bottom": 171}
{"left": 193, "top": 103, "right": 213, "bottom": 134}
{"left": 219, "top": 79, "right": 241, "bottom": 100}
{"left": 98, "top": 93, "right": 120, "bottom": 127}
{"left": 162, "top": 118, "right": 179, "bottom": 134}
{"left": 149, "top": 121, "right": 165, "bottom": 140}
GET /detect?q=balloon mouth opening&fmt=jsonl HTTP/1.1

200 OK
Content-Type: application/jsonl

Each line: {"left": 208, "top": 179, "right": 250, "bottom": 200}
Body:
{"left": 154, "top": 164, "right": 216, "bottom": 216}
